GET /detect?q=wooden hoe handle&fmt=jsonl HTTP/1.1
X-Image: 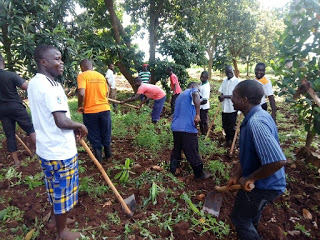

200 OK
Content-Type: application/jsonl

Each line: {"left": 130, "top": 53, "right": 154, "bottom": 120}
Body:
{"left": 229, "top": 115, "right": 242, "bottom": 155}
{"left": 15, "top": 134, "right": 32, "bottom": 156}
{"left": 215, "top": 183, "right": 255, "bottom": 192}
{"left": 108, "top": 98, "right": 140, "bottom": 109}
{"left": 80, "top": 139, "right": 133, "bottom": 217}
{"left": 205, "top": 101, "right": 222, "bottom": 139}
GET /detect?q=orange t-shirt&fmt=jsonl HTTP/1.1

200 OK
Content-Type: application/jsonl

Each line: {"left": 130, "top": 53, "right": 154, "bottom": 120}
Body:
{"left": 77, "top": 70, "right": 110, "bottom": 113}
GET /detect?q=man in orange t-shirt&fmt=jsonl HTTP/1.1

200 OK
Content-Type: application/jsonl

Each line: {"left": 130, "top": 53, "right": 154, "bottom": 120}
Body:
{"left": 77, "top": 59, "right": 111, "bottom": 162}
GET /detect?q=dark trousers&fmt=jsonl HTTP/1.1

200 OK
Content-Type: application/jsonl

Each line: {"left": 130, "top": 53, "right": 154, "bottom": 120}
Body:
{"left": 83, "top": 111, "right": 111, "bottom": 149}
{"left": 231, "top": 189, "right": 281, "bottom": 240}
{"left": 171, "top": 94, "right": 180, "bottom": 115}
{"left": 171, "top": 131, "right": 202, "bottom": 167}
{"left": 151, "top": 96, "right": 166, "bottom": 122}
{"left": 200, "top": 109, "right": 209, "bottom": 135}
{"left": 222, "top": 112, "right": 237, "bottom": 143}
{"left": 0, "top": 102, "right": 34, "bottom": 152}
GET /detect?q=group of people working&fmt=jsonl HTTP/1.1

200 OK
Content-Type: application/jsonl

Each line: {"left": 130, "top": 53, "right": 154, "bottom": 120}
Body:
{"left": 0, "top": 44, "right": 287, "bottom": 240}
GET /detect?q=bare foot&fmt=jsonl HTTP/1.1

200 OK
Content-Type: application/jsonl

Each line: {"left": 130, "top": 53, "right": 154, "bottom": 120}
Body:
{"left": 48, "top": 217, "right": 75, "bottom": 229}
{"left": 56, "top": 229, "right": 81, "bottom": 240}
{"left": 14, "top": 160, "right": 21, "bottom": 168}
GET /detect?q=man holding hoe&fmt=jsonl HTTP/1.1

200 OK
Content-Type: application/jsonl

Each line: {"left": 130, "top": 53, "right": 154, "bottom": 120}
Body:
{"left": 227, "top": 80, "right": 286, "bottom": 240}
{"left": 120, "top": 77, "right": 166, "bottom": 124}
{"left": 28, "top": 44, "right": 88, "bottom": 240}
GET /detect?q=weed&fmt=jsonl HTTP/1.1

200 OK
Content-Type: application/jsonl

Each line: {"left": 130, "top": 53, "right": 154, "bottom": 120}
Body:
{"left": 24, "top": 172, "right": 44, "bottom": 190}
{"left": 79, "top": 176, "right": 109, "bottom": 199}
{"left": 114, "top": 158, "right": 135, "bottom": 183}
{"left": 294, "top": 223, "right": 310, "bottom": 237}
{"left": 5, "top": 167, "right": 22, "bottom": 187}
{"left": 107, "top": 212, "right": 121, "bottom": 225}
{"left": 143, "top": 181, "right": 163, "bottom": 206}
{"left": 0, "top": 206, "right": 24, "bottom": 223}
{"left": 207, "top": 160, "right": 230, "bottom": 185}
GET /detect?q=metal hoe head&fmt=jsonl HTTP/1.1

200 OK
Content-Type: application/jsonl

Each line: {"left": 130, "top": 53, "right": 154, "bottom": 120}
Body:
{"left": 202, "top": 192, "right": 223, "bottom": 217}
{"left": 123, "top": 194, "right": 137, "bottom": 215}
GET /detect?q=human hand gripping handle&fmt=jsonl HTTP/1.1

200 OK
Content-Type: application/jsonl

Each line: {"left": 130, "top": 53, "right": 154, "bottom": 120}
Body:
{"left": 74, "top": 124, "right": 88, "bottom": 141}
{"left": 194, "top": 114, "right": 200, "bottom": 125}
{"left": 226, "top": 176, "right": 255, "bottom": 192}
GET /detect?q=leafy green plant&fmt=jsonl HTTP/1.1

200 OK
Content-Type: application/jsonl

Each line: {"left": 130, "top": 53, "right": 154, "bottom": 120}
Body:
{"left": 208, "top": 160, "right": 230, "bottom": 185}
{"left": 23, "top": 172, "right": 44, "bottom": 190}
{"left": 0, "top": 206, "right": 24, "bottom": 223}
{"left": 114, "top": 158, "right": 135, "bottom": 183}
{"left": 5, "top": 167, "right": 22, "bottom": 187}
{"left": 79, "top": 176, "right": 109, "bottom": 199}
{"left": 295, "top": 223, "right": 310, "bottom": 237}
{"left": 107, "top": 212, "right": 121, "bottom": 225}
{"left": 181, "top": 193, "right": 201, "bottom": 215}
{"left": 143, "top": 181, "right": 163, "bottom": 206}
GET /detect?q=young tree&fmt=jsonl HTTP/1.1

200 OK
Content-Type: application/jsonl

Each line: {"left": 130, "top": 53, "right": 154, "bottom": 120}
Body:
{"left": 272, "top": 0, "right": 320, "bottom": 147}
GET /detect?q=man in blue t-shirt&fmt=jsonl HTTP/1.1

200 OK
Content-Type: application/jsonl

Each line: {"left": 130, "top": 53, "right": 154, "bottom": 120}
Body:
{"left": 170, "top": 82, "right": 210, "bottom": 180}
{"left": 227, "top": 80, "right": 286, "bottom": 240}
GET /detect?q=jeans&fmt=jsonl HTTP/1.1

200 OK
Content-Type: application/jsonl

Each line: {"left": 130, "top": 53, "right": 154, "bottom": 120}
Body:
{"left": 151, "top": 96, "right": 166, "bottom": 122}
{"left": 231, "top": 189, "right": 281, "bottom": 240}
{"left": 83, "top": 111, "right": 111, "bottom": 149}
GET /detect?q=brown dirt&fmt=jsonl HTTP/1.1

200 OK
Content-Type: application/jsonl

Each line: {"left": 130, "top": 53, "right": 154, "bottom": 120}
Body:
{"left": 1, "top": 113, "right": 320, "bottom": 239}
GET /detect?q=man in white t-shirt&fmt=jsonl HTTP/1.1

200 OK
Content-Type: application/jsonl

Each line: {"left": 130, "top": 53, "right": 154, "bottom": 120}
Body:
{"left": 218, "top": 65, "right": 240, "bottom": 147}
{"left": 199, "top": 71, "right": 210, "bottom": 135}
{"left": 105, "top": 63, "right": 117, "bottom": 111}
{"left": 28, "top": 44, "right": 87, "bottom": 240}
{"left": 254, "top": 63, "right": 277, "bottom": 122}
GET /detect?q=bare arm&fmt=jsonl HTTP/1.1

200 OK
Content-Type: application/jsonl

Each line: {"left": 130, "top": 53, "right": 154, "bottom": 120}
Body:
{"left": 268, "top": 95, "right": 277, "bottom": 122}
{"left": 121, "top": 93, "right": 141, "bottom": 104}
{"left": 20, "top": 82, "right": 28, "bottom": 91}
{"left": 192, "top": 91, "right": 201, "bottom": 124}
{"left": 242, "top": 160, "right": 286, "bottom": 191}
{"left": 77, "top": 88, "right": 85, "bottom": 113}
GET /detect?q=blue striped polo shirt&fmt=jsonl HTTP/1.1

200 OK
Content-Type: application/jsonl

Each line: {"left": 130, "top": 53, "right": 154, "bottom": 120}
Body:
{"left": 239, "top": 105, "right": 286, "bottom": 193}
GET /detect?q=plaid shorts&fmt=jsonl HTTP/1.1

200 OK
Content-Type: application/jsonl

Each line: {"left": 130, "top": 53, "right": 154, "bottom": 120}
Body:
{"left": 40, "top": 154, "right": 79, "bottom": 215}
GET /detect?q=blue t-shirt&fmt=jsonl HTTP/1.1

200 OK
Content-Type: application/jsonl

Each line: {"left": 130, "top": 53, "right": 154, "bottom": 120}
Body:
{"left": 239, "top": 105, "right": 286, "bottom": 193}
{"left": 171, "top": 88, "right": 198, "bottom": 133}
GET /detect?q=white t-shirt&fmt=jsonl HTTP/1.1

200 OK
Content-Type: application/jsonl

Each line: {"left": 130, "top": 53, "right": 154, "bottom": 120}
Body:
{"left": 219, "top": 76, "right": 240, "bottom": 113}
{"left": 28, "top": 73, "right": 77, "bottom": 160}
{"left": 199, "top": 81, "right": 210, "bottom": 110}
{"left": 254, "top": 76, "right": 273, "bottom": 105}
{"left": 105, "top": 69, "right": 116, "bottom": 89}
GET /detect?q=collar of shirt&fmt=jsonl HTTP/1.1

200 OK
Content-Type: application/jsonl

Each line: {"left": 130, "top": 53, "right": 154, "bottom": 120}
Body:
{"left": 226, "top": 76, "right": 237, "bottom": 82}
{"left": 241, "top": 105, "right": 262, "bottom": 127}
{"left": 201, "top": 81, "right": 208, "bottom": 85}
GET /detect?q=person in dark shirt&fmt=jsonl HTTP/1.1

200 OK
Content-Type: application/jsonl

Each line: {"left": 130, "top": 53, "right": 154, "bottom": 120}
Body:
{"left": 0, "top": 54, "right": 36, "bottom": 166}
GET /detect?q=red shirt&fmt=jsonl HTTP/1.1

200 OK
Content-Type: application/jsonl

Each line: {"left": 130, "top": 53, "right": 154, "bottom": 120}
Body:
{"left": 137, "top": 83, "right": 166, "bottom": 100}
{"left": 170, "top": 73, "right": 182, "bottom": 94}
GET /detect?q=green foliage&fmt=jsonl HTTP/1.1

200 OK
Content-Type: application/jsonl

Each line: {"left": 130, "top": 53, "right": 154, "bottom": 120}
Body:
{"left": 181, "top": 193, "right": 201, "bottom": 215}
{"left": 143, "top": 181, "right": 163, "bottom": 206}
{"left": 23, "top": 172, "right": 44, "bottom": 190}
{"left": 114, "top": 158, "right": 134, "bottom": 184}
{"left": 0, "top": 206, "right": 24, "bottom": 223}
{"left": 295, "top": 223, "right": 311, "bottom": 237}
{"left": 159, "top": 31, "right": 206, "bottom": 68}
{"left": 272, "top": 0, "right": 320, "bottom": 144}
{"left": 79, "top": 176, "right": 109, "bottom": 199}
{"left": 207, "top": 160, "right": 230, "bottom": 185}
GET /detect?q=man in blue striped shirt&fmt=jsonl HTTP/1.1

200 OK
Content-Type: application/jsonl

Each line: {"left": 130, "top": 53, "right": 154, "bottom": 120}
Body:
{"left": 227, "top": 80, "right": 286, "bottom": 240}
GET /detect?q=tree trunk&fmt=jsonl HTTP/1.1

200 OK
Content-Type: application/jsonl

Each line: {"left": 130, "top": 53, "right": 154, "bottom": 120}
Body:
{"left": 207, "top": 37, "right": 216, "bottom": 81}
{"left": 232, "top": 58, "right": 240, "bottom": 78}
{"left": 305, "top": 130, "right": 315, "bottom": 148}
{"left": 1, "top": 24, "right": 14, "bottom": 71}
{"left": 105, "top": 0, "right": 136, "bottom": 91}
{"left": 246, "top": 62, "right": 250, "bottom": 77}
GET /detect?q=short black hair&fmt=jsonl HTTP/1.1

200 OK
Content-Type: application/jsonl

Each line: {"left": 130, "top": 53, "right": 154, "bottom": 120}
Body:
{"left": 108, "top": 63, "right": 114, "bottom": 67}
{"left": 80, "top": 59, "right": 92, "bottom": 68}
{"left": 255, "top": 62, "right": 266, "bottom": 69}
{"left": 234, "top": 80, "right": 264, "bottom": 105}
{"left": 134, "top": 77, "right": 142, "bottom": 83}
{"left": 201, "top": 71, "right": 208, "bottom": 78}
{"left": 167, "top": 66, "right": 173, "bottom": 72}
{"left": 187, "top": 82, "right": 198, "bottom": 88}
{"left": 34, "top": 44, "right": 58, "bottom": 65}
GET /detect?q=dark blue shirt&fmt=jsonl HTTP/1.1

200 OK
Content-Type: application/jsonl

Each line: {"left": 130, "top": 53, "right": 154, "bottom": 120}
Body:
{"left": 171, "top": 88, "right": 198, "bottom": 133}
{"left": 239, "top": 105, "right": 286, "bottom": 193}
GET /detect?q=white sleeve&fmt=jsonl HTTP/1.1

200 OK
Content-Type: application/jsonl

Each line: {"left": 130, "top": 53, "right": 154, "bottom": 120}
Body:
{"left": 202, "top": 85, "right": 210, "bottom": 100}
{"left": 45, "top": 85, "right": 68, "bottom": 113}
{"left": 264, "top": 79, "right": 274, "bottom": 96}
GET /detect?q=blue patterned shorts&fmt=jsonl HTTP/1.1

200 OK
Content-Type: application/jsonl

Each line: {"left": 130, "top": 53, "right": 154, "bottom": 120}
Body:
{"left": 40, "top": 154, "right": 79, "bottom": 215}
